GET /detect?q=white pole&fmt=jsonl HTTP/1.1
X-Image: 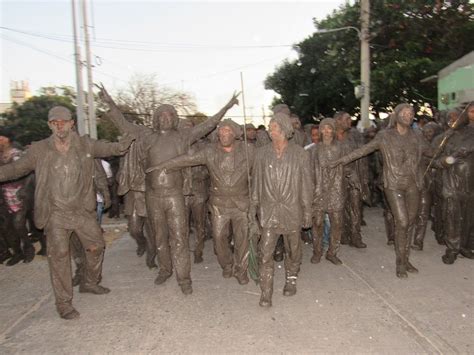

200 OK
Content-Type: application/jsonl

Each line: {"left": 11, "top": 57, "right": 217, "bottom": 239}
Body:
{"left": 360, "top": 0, "right": 371, "bottom": 129}
{"left": 71, "top": 0, "right": 87, "bottom": 135}
{"left": 81, "top": 0, "right": 97, "bottom": 138}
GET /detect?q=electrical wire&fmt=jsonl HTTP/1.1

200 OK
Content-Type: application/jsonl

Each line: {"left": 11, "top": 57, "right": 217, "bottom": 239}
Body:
{"left": 0, "top": 26, "right": 293, "bottom": 51}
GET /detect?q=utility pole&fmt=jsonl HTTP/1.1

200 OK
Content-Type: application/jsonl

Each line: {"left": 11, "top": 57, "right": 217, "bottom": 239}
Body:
{"left": 81, "top": 0, "right": 97, "bottom": 138}
{"left": 71, "top": 0, "right": 87, "bottom": 136}
{"left": 360, "top": 0, "right": 371, "bottom": 129}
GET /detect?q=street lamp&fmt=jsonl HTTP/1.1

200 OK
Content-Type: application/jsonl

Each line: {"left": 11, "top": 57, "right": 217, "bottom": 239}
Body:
{"left": 315, "top": 1, "right": 371, "bottom": 129}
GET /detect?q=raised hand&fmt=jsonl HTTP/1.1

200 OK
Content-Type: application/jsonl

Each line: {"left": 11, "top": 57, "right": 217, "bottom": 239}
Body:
{"left": 95, "top": 83, "right": 115, "bottom": 107}
{"left": 227, "top": 91, "right": 241, "bottom": 108}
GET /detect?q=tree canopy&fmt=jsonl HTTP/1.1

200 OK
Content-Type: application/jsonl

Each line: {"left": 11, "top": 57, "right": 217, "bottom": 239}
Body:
{"left": 0, "top": 93, "right": 75, "bottom": 146}
{"left": 264, "top": 0, "right": 474, "bottom": 124}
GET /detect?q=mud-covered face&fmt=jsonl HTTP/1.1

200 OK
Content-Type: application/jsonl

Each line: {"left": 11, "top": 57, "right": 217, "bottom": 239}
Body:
{"left": 218, "top": 126, "right": 236, "bottom": 147}
{"left": 48, "top": 120, "right": 75, "bottom": 140}
{"left": 269, "top": 121, "right": 285, "bottom": 142}
{"left": 157, "top": 111, "right": 176, "bottom": 131}
{"left": 396, "top": 107, "right": 414, "bottom": 127}
{"left": 246, "top": 127, "right": 257, "bottom": 141}
{"left": 335, "top": 114, "right": 351, "bottom": 131}
{"left": 291, "top": 117, "right": 301, "bottom": 130}
{"left": 422, "top": 127, "right": 436, "bottom": 142}
{"left": 320, "top": 124, "right": 334, "bottom": 142}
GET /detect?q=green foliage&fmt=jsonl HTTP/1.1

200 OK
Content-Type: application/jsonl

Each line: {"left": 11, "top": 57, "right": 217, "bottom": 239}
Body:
{"left": 0, "top": 94, "right": 75, "bottom": 146}
{"left": 265, "top": 0, "right": 474, "bottom": 123}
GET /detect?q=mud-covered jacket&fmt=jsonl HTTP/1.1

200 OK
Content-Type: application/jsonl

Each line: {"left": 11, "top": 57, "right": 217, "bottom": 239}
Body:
{"left": 339, "top": 128, "right": 432, "bottom": 191}
{"left": 0, "top": 132, "right": 124, "bottom": 228}
{"left": 251, "top": 142, "right": 312, "bottom": 232}
{"left": 310, "top": 141, "right": 352, "bottom": 212}
{"left": 162, "top": 140, "right": 255, "bottom": 211}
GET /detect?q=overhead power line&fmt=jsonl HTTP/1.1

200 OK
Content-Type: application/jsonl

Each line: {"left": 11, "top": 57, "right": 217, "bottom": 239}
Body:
{"left": 0, "top": 26, "right": 294, "bottom": 52}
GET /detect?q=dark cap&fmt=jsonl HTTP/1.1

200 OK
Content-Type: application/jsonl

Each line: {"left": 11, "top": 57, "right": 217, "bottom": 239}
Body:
{"left": 48, "top": 106, "right": 73, "bottom": 121}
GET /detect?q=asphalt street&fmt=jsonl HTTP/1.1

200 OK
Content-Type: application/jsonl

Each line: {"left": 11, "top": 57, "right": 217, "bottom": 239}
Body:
{"left": 0, "top": 207, "right": 472, "bottom": 354}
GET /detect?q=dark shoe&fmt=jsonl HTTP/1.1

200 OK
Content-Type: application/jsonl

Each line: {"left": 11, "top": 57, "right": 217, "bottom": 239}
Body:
{"left": 0, "top": 251, "right": 12, "bottom": 264}
{"left": 361, "top": 219, "right": 367, "bottom": 226}
{"left": 6, "top": 253, "right": 24, "bottom": 266}
{"left": 460, "top": 248, "right": 474, "bottom": 259}
{"left": 442, "top": 252, "right": 456, "bottom": 265}
{"left": 154, "top": 272, "right": 172, "bottom": 285}
{"left": 350, "top": 240, "right": 367, "bottom": 248}
{"left": 396, "top": 264, "right": 408, "bottom": 278}
{"left": 146, "top": 254, "right": 158, "bottom": 269}
{"left": 36, "top": 247, "right": 47, "bottom": 256}
{"left": 406, "top": 261, "right": 419, "bottom": 273}
{"left": 23, "top": 250, "right": 35, "bottom": 263}
{"left": 72, "top": 273, "right": 82, "bottom": 287}
{"left": 283, "top": 281, "right": 297, "bottom": 297}
{"left": 136, "top": 244, "right": 146, "bottom": 257}
{"left": 259, "top": 292, "right": 272, "bottom": 307}
{"left": 340, "top": 238, "right": 350, "bottom": 245}
{"left": 222, "top": 266, "right": 233, "bottom": 279}
{"left": 79, "top": 284, "right": 111, "bottom": 294}
{"left": 235, "top": 273, "right": 249, "bottom": 285}
{"left": 180, "top": 283, "right": 193, "bottom": 295}
{"left": 310, "top": 253, "right": 321, "bottom": 264}
{"left": 59, "top": 307, "right": 80, "bottom": 320}
{"left": 411, "top": 243, "right": 423, "bottom": 251}
{"left": 273, "top": 252, "right": 284, "bottom": 262}
{"left": 326, "top": 254, "right": 342, "bottom": 265}
{"left": 194, "top": 253, "right": 203, "bottom": 264}
{"left": 387, "top": 240, "right": 395, "bottom": 246}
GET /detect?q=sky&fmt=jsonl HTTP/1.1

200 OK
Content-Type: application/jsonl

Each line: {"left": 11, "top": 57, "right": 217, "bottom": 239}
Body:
{"left": 1, "top": 0, "right": 347, "bottom": 125}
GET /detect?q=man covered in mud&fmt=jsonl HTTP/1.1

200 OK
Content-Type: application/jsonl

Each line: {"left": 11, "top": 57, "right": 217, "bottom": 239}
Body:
{"left": 176, "top": 118, "right": 210, "bottom": 265}
{"left": 250, "top": 112, "right": 312, "bottom": 307}
{"left": 330, "top": 104, "right": 432, "bottom": 278}
{"left": 147, "top": 119, "right": 254, "bottom": 285}
{"left": 412, "top": 122, "right": 441, "bottom": 250}
{"left": 98, "top": 85, "right": 239, "bottom": 294}
{"left": 310, "top": 118, "right": 351, "bottom": 265}
{"left": 435, "top": 102, "right": 474, "bottom": 264}
{"left": 334, "top": 111, "right": 369, "bottom": 249}
{"left": 0, "top": 106, "right": 133, "bottom": 319}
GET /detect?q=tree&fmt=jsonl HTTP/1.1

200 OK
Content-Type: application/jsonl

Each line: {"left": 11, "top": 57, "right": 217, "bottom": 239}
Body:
{"left": 265, "top": 0, "right": 474, "bottom": 124}
{"left": 114, "top": 73, "right": 197, "bottom": 127}
{"left": 0, "top": 94, "right": 75, "bottom": 146}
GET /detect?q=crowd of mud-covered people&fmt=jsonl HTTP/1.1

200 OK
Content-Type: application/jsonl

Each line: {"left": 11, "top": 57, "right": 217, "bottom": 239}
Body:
{"left": 0, "top": 87, "right": 472, "bottom": 319}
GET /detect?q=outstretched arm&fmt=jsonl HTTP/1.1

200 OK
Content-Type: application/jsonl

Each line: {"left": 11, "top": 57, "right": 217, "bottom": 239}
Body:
{"left": 96, "top": 83, "right": 147, "bottom": 137}
{"left": 188, "top": 92, "right": 240, "bottom": 144}
{"left": 328, "top": 134, "right": 381, "bottom": 168}
{"left": 0, "top": 150, "right": 35, "bottom": 182}
{"left": 91, "top": 134, "right": 135, "bottom": 158}
{"left": 146, "top": 148, "right": 208, "bottom": 174}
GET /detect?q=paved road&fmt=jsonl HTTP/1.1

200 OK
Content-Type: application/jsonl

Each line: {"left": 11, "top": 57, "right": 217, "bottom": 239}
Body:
{"left": 0, "top": 207, "right": 472, "bottom": 354}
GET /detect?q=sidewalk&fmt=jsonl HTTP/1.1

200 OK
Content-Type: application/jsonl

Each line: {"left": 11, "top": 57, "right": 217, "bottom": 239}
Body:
{"left": 0, "top": 207, "right": 472, "bottom": 353}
